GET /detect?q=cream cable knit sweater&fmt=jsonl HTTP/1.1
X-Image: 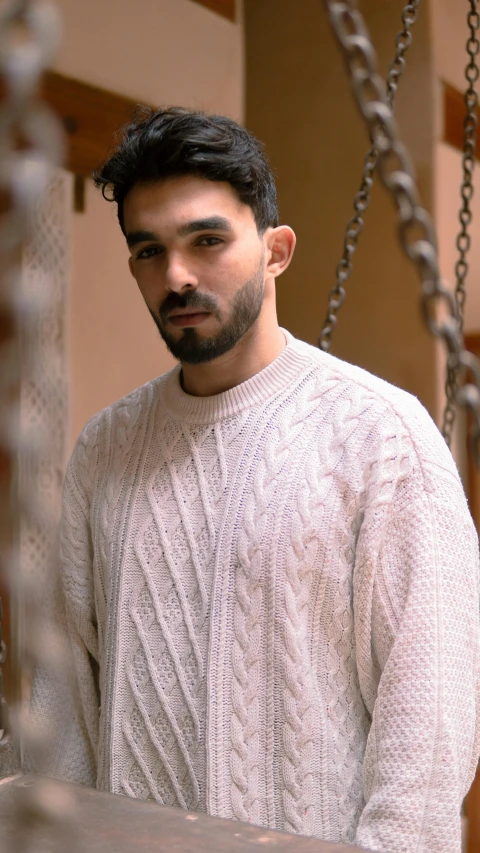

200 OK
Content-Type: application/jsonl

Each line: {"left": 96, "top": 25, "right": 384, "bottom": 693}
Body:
{"left": 33, "top": 331, "right": 480, "bottom": 853}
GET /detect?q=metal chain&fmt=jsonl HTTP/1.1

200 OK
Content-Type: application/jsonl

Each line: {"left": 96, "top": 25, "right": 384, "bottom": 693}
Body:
{"left": 442, "top": 0, "right": 479, "bottom": 445}
{"left": 323, "top": 0, "right": 480, "bottom": 466}
{"left": 0, "top": 0, "right": 61, "bottom": 758}
{"left": 319, "top": 1, "right": 419, "bottom": 352}
{"left": 0, "top": 2, "right": 79, "bottom": 851}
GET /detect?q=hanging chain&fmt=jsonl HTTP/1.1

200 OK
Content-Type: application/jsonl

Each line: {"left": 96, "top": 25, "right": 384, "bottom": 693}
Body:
{"left": 319, "top": 1, "right": 419, "bottom": 352}
{"left": 442, "top": 0, "right": 479, "bottom": 445}
{"left": 323, "top": 0, "right": 480, "bottom": 465}
{"left": 0, "top": 0, "right": 61, "bottom": 757}
{"left": 0, "top": 2, "right": 79, "bottom": 851}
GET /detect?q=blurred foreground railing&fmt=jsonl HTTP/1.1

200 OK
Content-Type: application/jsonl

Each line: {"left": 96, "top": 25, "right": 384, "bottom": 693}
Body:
{"left": 0, "top": 774, "right": 373, "bottom": 853}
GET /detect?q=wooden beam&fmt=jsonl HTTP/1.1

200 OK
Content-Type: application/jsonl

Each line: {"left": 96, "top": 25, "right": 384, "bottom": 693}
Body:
{"left": 189, "top": 0, "right": 236, "bottom": 21}
{"left": 443, "top": 81, "right": 480, "bottom": 160}
{"left": 40, "top": 71, "right": 144, "bottom": 178}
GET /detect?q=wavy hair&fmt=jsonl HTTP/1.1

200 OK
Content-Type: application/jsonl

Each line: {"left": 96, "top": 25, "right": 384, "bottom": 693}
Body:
{"left": 93, "top": 106, "right": 279, "bottom": 235}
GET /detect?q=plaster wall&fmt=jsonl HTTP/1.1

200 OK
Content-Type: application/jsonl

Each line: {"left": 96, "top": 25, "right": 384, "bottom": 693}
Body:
{"left": 52, "top": 0, "right": 244, "bottom": 452}
{"left": 430, "top": 0, "right": 471, "bottom": 94}
{"left": 52, "top": 0, "right": 244, "bottom": 120}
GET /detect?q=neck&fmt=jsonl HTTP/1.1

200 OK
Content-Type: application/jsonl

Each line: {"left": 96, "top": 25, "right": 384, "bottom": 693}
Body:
{"left": 179, "top": 318, "right": 286, "bottom": 397}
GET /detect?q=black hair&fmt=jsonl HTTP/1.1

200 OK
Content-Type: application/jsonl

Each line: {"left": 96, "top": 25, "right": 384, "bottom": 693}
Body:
{"left": 93, "top": 106, "right": 279, "bottom": 235}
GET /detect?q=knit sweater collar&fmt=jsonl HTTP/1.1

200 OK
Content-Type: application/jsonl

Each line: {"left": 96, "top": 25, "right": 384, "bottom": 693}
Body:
{"left": 161, "top": 329, "right": 312, "bottom": 424}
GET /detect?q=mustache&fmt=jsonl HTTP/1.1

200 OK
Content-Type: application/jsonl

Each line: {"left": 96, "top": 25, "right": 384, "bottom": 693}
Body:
{"left": 159, "top": 291, "right": 219, "bottom": 322}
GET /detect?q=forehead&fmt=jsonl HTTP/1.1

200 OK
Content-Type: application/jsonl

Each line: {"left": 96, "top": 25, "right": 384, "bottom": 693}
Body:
{"left": 123, "top": 175, "right": 255, "bottom": 232}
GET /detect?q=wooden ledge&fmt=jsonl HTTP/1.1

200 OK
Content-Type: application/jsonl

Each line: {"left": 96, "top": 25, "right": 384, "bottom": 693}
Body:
{"left": 40, "top": 71, "right": 142, "bottom": 178}
{"left": 0, "top": 774, "right": 373, "bottom": 853}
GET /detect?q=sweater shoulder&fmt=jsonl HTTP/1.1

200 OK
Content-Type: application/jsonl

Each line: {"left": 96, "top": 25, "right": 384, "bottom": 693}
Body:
{"left": 291, "top": 336, "right": 458, "bottom": 482}
{"left": 67, "top": 368, "right": 175, "bottom": 489}
{"left": 78, "top": 369, "right": 175, "bottom": 438}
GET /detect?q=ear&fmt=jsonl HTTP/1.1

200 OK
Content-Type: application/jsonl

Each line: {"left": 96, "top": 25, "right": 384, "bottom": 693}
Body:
{"left": 264, "top": 225, "right": 296, "bottom": 280}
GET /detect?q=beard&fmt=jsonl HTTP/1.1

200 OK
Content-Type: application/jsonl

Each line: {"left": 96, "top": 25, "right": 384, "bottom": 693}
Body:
{"left": 148, "top": 264, "right": 265, "bottom": 365}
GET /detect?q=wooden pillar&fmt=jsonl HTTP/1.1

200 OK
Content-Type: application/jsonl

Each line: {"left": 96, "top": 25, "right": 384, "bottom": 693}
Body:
{"left": 244, "top": 0, "right": 438, "bottom": 416}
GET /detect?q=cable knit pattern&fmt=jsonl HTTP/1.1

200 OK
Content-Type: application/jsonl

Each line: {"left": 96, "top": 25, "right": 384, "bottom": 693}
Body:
{"left": 33, "top": 330, "right": 480, "bottom": 853}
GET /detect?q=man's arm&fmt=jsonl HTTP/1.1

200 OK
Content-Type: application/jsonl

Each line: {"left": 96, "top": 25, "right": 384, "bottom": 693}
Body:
{"left": 353, "top": 426, "right": 480, "bottom": 853}
{"left": 29, "top": 429, "right": 100, "bottom": 786}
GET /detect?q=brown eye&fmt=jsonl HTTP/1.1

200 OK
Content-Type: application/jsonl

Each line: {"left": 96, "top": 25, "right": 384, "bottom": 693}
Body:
{"left": 137, "top": 246, "right": 162, "bottom": 259}
{"left": 197, "top": 236, "right": 223, "bottom": 246}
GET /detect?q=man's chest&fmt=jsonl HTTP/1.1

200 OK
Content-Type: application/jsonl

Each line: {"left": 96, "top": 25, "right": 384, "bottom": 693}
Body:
{"left": 91, "top": 415, "right": 361, "bottom": 676}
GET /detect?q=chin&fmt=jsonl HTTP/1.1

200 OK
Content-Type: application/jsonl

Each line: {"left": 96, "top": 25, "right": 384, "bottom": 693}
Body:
{"left": 165, "top": 328, "right": 241, "bottom": 365}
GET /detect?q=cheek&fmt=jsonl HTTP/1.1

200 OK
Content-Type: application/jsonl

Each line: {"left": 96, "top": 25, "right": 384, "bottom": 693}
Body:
{"left": 132, "top": 262, "right": 164, "bottom": 302}
{"left": 212, "top": 246, "right": 261, "bottom": 290}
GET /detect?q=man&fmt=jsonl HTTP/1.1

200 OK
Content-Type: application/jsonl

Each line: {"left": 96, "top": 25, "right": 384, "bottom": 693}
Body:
{"left": 35, "top": 107, "right": 480, "bottom": 853}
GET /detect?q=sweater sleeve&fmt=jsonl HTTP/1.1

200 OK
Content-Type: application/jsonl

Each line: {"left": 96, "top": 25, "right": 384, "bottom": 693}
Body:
{"left": 29, "top": 426, "right": 100, "bottom": 787}
{"left": 353, "top": 420, "right": 480, "bottom": 853}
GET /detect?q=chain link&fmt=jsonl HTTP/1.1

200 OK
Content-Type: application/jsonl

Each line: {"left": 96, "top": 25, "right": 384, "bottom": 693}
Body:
{"left": 319, "top": 1, "right": 419, "bottom": 352}
{"left": 323, "top": 0, "right": 480, "bottom": 465}
{"left": 0, "top": 0, "right": 61, "bottom": 759}
{"left": 0, "top": 2, "right": 80, "bottom": 851}
{"left": 442, "top": 0, "right": 479, "bottom": 445}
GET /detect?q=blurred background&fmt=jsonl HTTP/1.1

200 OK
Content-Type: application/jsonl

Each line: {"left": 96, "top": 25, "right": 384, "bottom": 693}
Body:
{"left": 41, "top": 0, "right": 478, "bottom": 496}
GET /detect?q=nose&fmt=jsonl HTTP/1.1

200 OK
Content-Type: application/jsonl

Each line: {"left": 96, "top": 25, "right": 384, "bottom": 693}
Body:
{"left": 164, "top": 251, "right": 198, "bottom": 293}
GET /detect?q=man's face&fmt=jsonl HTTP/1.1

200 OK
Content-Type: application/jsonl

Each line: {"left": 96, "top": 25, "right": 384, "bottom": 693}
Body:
{"left": 124, "top": 175, "right": 268, "bottom": 364}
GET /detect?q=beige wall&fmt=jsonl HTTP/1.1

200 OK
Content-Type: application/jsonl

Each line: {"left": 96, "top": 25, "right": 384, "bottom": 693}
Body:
{"left": 53, "top": 0, "right": 244, "bottom": 119}
{"left": 245, "top": 0, "right": 438, "bottom": 415}
{"left": 52, "top": 0, "right": 244, "bottom": 451}
{"left": 430, "top": 0, "right": 470, "bottom": 94}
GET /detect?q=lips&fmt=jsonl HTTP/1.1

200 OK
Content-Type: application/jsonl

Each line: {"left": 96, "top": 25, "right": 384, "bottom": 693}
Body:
{"left": 169, "top": 309, "right": 210, "bottom": 318}
{"left": 168, "top": 311, "right": 211, "bottom": 328}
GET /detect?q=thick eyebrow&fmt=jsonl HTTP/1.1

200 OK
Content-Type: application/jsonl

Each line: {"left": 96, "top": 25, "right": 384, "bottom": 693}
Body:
{"left": 177, "top": 216, "right": 233, "bottom": 237}
{"left": 126, "top": 229, "right": 158, "bottom": 249}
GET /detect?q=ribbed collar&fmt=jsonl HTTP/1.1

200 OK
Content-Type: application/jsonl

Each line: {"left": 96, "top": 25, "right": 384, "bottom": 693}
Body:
{"left": 160, "top": 329, "right": 312, "bottom": 424}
